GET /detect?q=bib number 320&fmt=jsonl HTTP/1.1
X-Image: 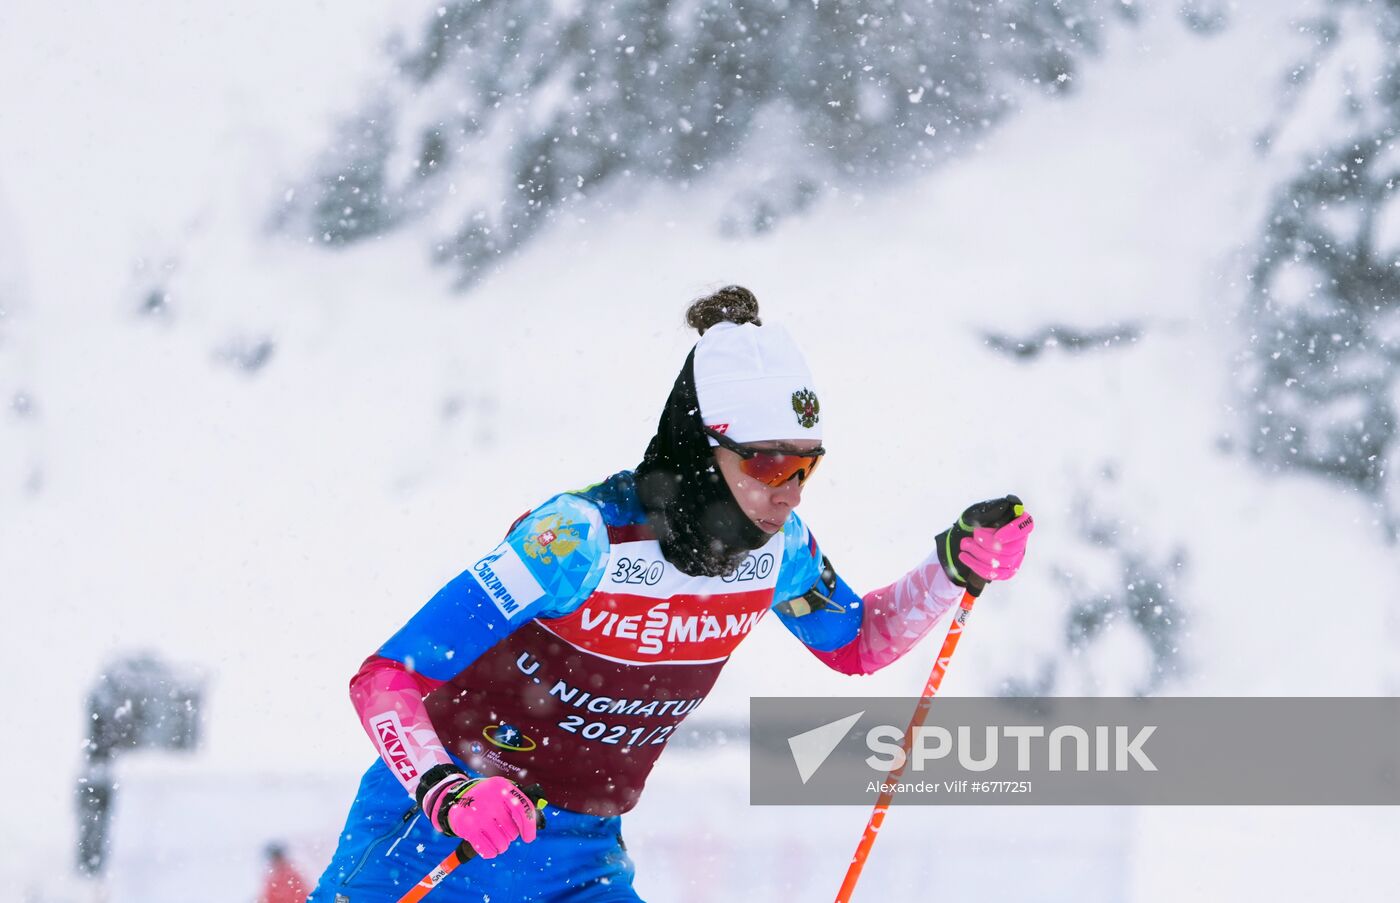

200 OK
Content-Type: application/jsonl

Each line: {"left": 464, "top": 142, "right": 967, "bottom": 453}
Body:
{"left": 721, "top": 553, "right": 774, "bottom": 583}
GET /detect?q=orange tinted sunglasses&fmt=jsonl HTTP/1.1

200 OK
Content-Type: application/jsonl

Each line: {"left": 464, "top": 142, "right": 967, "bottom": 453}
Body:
{"left": 706, "top": 427, "right": 825, "bottom": 487}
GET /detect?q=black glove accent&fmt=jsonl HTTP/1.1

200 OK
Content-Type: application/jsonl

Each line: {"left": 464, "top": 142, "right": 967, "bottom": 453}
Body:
{"left": 416, "top": 763, "right": 470, "bottom": 826}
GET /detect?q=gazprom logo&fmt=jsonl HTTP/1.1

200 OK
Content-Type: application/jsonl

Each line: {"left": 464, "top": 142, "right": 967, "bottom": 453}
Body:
{"left": 471, "top": 542, "right": 546, "bottom": 621}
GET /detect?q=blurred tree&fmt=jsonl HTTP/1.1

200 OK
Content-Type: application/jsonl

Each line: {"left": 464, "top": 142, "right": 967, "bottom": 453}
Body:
{"left": 289, "top": 0, "right": 1131, "bottom": 288}
{"left": 1001, "top": 477, "right": 1188, "bottom": 697}
{"left": 1244, "top": 0, "right": 1400, "bottom": 533}
{"left": 77, "top": 654, "right": 204, "bottom": 877}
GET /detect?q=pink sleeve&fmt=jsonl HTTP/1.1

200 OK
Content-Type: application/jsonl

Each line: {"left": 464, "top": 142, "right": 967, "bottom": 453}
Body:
{"left": 349, "top": 655, "right": 454, "bottom": 796}
{"left": 810, "top": 550, "right": 966, "bottom": 676}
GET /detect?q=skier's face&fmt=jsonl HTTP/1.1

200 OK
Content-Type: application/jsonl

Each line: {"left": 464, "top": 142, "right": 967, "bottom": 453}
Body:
{"left": 713, "top": 438, "right": 821, "bottom": 533}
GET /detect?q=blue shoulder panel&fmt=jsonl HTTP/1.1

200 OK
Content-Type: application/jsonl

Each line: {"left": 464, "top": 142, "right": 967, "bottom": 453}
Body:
{"left": 377, "top": 492, "right": 609, "bottom": 682}
{"left": 574, "top": 470, "right": 646, "bottom": 526}
{"left": 773, "top": 513, "right": 822, "bottom": 602}
{"left": 770, "top": 515, "right": 865, "bottom": 653}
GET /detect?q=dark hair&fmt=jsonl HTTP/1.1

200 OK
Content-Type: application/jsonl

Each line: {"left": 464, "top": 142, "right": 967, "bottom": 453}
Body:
{"left": 685, "top": 285, "right": 761, "bottom": 334}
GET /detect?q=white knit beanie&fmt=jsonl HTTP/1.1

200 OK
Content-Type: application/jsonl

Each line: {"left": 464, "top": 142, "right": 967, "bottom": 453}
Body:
{"left": 693, "top": 322, "right": 822, "bottom": 445}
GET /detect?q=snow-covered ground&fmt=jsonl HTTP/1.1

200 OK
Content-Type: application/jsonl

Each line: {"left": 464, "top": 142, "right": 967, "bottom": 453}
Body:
{"left": 2, "top": 1, "right": 1398, "bottom": 900}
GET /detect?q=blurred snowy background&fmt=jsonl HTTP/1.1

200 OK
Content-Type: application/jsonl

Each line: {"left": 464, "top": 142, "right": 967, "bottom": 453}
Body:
{"left": 2, "top": 0, "right": 1399, "bottom": 900}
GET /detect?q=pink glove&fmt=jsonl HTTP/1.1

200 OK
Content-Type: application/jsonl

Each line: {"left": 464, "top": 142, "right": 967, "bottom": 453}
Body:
{"left": 418, "top": 768, "right": 539, "bottom": 859}
{"left": 959, "top": 516, "right": 1034, "bottom": 581}
{"left": 935, "top": 496, "right": 1034, "bottom": 595}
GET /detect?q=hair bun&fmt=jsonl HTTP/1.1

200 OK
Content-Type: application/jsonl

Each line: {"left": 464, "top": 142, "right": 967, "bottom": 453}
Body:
{"left": 685, "top": 285, "right": 762, "bottom": 334}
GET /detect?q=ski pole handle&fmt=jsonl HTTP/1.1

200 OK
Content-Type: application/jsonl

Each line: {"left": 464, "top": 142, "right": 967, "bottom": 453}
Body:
{"left": 961, "top": 494, "right": 1024, "bottom": 531}
{"left": 397, "top": 784, "right": 548, "bottom": 903}
{"left": 456, "top": 782, "right": 548, "bottom": 860}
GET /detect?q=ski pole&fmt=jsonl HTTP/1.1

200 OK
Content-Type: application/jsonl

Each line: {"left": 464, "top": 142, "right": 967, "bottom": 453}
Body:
{"left": 833, "top": 494, "right": 1027, "bottom": 902}
{"left": 397, "top": 784, "right": 548, "bottom": 903}
{"left": 832, "top": 588, "right": 976, "bottom": 903}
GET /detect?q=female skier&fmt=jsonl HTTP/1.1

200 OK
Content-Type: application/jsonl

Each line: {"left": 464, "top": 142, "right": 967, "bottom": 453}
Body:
{"left": 309, "top": 286, "right": 1034, "bottom": 901}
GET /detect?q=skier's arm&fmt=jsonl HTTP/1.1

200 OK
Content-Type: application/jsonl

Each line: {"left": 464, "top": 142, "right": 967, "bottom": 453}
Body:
{"left": 770, "top": 519, "right": 965, "bottom": 676}
{"left": 771, "top": 500, "right": 1033, "bottom": 675}
{"left": 349, "top": 493, "right": 609, "bottom": 797}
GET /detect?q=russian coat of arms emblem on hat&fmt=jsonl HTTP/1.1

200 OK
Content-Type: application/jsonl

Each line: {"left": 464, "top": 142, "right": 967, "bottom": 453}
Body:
{"left": 791, "top": 388, "right": 820, "bottom": 428}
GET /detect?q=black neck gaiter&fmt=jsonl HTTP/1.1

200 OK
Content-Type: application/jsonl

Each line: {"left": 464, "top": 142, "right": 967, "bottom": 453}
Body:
{"left": 634, "top": 349, "right": 772, "bottom": 577}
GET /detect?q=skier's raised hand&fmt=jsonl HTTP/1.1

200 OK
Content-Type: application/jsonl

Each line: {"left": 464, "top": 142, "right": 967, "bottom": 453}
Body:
{"left": 416, "top": 766, "right": 539, "bottom": 859}
{"left": 933, "top": 495, "right": 1034, "bottom": 596}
